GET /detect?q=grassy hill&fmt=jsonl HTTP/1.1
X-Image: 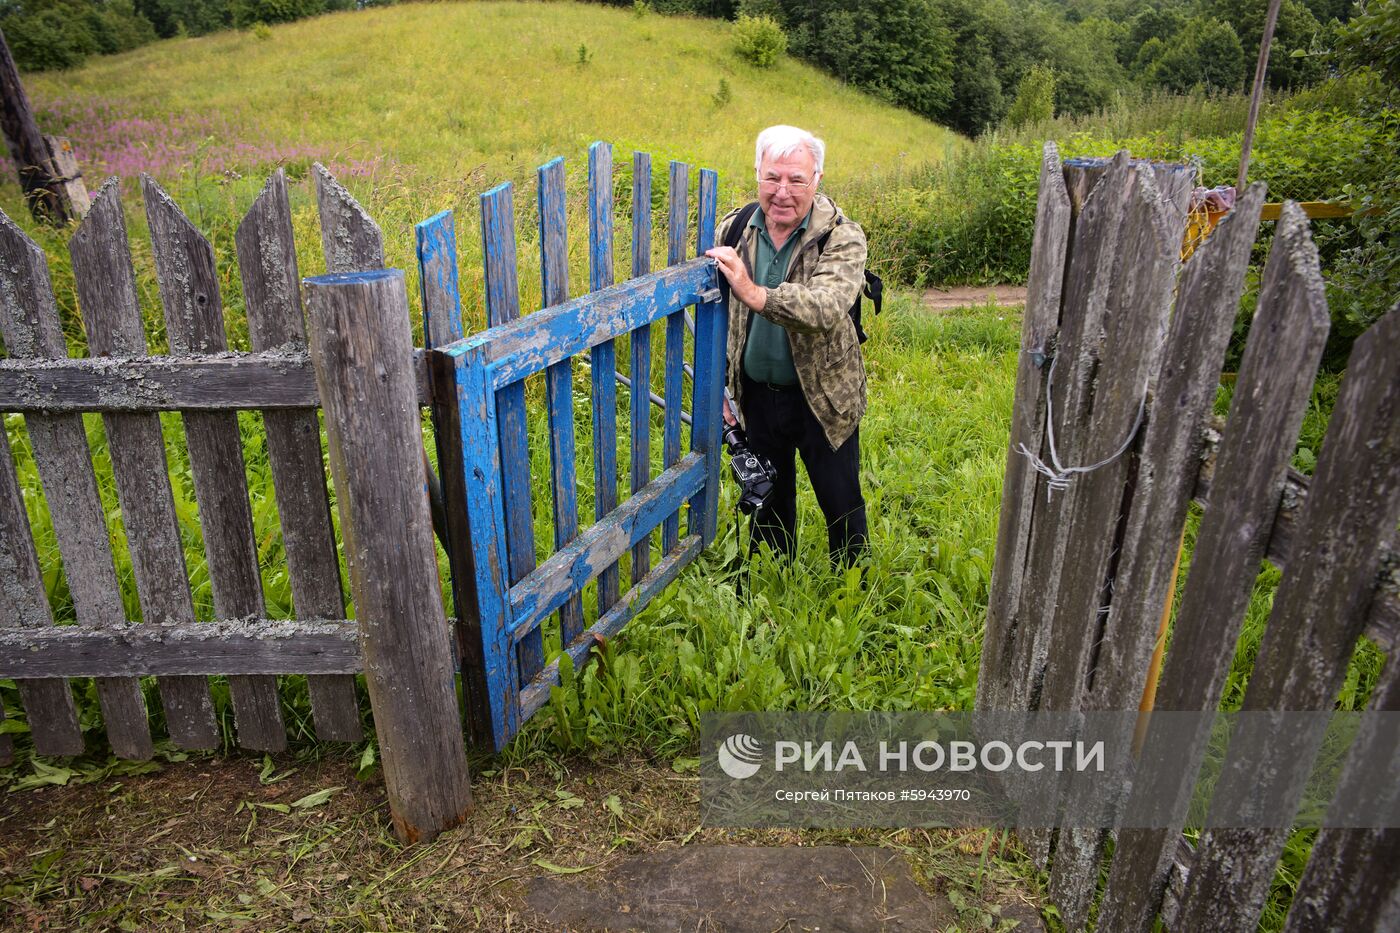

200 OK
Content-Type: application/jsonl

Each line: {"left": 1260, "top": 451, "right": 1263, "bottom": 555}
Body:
{"left": 15, "top": 0, "right": 961, "bottom": 334}
{"left": 28, "top": 1, "right": 959, "bottom": 197}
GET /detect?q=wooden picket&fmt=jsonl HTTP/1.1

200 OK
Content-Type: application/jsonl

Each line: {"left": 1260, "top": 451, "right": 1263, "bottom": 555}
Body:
{"left": 662, "top": 160, "right": 689, "bottom": 555}
{"left": 237, "top": 170, "right": 361, "bottom": 744}
{"left": 589, "top": 142, "right": 621, "bottom": 616}
{"left": 0, "top": 203, "right": 153, "bottom": 761}
{"left": 977, "top": 142, "right": 1070, "bottom": 716}
{"left": 0, "top": 388, "right": 85, "bottom": 757}
{"left": 1283, "top": 657, "right": 1400, "bottom": 932}
{"left": 144, "top": 174, "right": 286, "bottom": 752}
{"left": 71, "top": 180, "right": 219, "bottom": 750}
{"left": 303, "top": 268, "right": 472, "bottom": 844}
{"left": 978, "top": 146, "right": 1400, "bottom": 931}
{"left": 630, "top": 151, "right": 654, "bottom": 586}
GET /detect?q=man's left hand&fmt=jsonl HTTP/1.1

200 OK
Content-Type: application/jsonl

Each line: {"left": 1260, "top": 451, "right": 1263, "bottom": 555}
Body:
{"left": 705, "top": 246, "right": 767, "bottom": 312}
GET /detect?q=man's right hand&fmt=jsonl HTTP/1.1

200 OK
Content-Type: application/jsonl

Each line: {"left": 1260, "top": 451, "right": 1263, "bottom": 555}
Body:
{"left": 722, "top": 396, "right": 737, "bottom": 426}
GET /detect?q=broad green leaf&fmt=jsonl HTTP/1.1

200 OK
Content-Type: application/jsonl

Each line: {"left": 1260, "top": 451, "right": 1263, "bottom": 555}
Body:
{"left": 532, "top": 859, "right": 596, "bottom": 874}
{"left": 290, "top": 786, "right": 344, "bottom": 809}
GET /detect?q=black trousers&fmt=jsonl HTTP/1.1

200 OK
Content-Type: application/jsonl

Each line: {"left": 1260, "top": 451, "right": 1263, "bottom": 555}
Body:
{"left": 740, "top": 373, "right": 868, "bottom": 565}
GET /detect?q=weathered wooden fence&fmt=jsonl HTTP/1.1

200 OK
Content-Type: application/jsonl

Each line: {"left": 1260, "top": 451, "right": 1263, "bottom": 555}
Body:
{"left": 0, "top": 141, "right": 725, "bottom": 842}
{"left": 977, "top": 144, "right": 1400, "bottom": 931}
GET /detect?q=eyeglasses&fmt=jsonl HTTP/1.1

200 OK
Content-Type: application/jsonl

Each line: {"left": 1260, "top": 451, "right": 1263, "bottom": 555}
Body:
{"left": 758, "top": 179, "right": 813, "bottom": 194}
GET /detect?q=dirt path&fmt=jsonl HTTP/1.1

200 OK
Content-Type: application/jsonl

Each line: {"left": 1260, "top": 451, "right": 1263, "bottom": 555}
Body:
{"left": 922, "top": 285, "right": 1028, "bottom": 312}
{"left": 1, "top": 750, "right": 1045, "bottom": 931}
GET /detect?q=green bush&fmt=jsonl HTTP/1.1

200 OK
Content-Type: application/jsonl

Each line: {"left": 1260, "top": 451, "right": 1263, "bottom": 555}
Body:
{"left": 787, "top": 0, "right": 955, "bottom": 124}
{"left": 1144, "top": 17, "right": 1247, "bottom": 94}
{"left": 2, "top": 9, "right": 92, "bottom": 71}
{"left": 229, "top": 0, "right": 325, "bottom": 29}
{"left": 844, "top": 92, "right": 1393, "bottom": 369}
{"left": 1, "top": 0, "right": 156, "bottom": 72}
{"left": 1003, "top": 63, "right": 1056, "bottom": 130}
{"left": 733, "top": 13, "right": 787, "bottom": 67}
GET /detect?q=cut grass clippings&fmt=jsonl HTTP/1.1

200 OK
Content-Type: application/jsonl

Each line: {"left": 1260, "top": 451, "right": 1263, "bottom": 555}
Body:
{"left": 0, "top": 745, "right": 1043, "bottom": 931}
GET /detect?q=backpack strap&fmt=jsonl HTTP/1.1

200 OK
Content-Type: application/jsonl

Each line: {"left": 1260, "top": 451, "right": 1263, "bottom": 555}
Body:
{"left": 723, "top": 201, "right": 761, "bottom": 251}
{"left": 717, "top": 202, "right": 760, "bottom": 309}
{"left": 816, "top": 218, "right": 883, "bottom": 336}
{"left": 723, "top": 203, "right": 881, "bottom": 334}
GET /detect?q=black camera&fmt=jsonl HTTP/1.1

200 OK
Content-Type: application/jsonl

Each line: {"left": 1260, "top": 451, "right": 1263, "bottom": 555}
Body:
{"left": 723, "top": 422, "right": 777, "bottom": 515}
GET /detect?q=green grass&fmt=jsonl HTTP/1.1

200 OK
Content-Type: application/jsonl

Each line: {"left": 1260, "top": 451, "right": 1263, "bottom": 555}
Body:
{"left": 535, "top": 296, "right": 1019, "bottom": 754}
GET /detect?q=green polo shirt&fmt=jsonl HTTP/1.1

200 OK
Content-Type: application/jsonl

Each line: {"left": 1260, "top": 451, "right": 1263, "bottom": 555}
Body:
{"left": 742, "top": 207, "right": 810, "bottom": 386}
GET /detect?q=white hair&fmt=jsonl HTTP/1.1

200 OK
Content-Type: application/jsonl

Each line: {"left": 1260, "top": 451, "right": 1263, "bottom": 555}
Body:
{"left": 754, "top": 125, "right": 825, "bottom": 177}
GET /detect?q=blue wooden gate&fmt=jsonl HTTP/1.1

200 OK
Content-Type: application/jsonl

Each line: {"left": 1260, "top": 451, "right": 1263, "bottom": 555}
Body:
{"left": 421, "top": 143, "right": 727, "bottom": 751}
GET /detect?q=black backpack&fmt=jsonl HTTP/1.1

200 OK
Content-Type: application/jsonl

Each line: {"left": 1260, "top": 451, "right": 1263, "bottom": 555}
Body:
{"left": 721, "top": 201, "right": 883, "bottom": 343}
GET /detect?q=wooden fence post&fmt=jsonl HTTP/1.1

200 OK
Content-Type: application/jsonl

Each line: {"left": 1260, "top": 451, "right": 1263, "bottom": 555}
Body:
{"left": 0, "top": 31, "right": 74, "bottom": 223}
{"left": 304, "top": 268, "right": 472, "bottom": 845}
{"left": 42, "top": 135, "right": 88, "bottom": 216}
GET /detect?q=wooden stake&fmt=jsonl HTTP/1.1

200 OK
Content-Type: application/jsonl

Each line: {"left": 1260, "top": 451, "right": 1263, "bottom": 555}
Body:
{"left": 1134, "top": 525, "right": 1186, "bottom": 755}
{"left": 1237, "top": 0, "right": 1283, "bottom": 191}
{"left": 0, "top": 30, "right": 75, "bottom": 223}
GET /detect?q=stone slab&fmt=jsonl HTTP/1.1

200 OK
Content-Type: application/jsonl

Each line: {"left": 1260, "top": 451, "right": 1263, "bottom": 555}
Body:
{"left": 525, "top": 845, "right": 961, "bottom": 932}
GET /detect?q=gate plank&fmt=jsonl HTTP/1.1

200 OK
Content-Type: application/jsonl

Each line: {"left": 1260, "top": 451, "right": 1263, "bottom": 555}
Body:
{"left": 472, "top": 261, "right": 715, "bottom": 386}
{"left": 1174, "top": 271, "right": 1398, "bottom": 933}
{"left": 0, "top": 428, "right": 83, "bottom": 756}
{"left": 479, "top": 183, "right": 543, "bottom": 684}
{"left": 630, "top": 151, "right": 653, "bottom": 584}
{"left": 538, "top": 157, "right": 586, "bottom": 648}
{"left": 142, "top": 175, "right": 285, "bottom": 752}
{"left": 237, "top": 169, "right": 360, "bottom": 743}
{"left": 417, "top": 208, "right": 465, "bottom": 348}
{"left": 688, "top": 168, "right": 726, "bottom": 546}
{"left": 589, "top": 142, "right": 621, "bottom": 614}
{"left": 69, "top": 180, "right": 218, "bottom": 749}
{"left": 442, "top": 339, "right": 519, "bottom": 750}
{"left": 0, "top": 208, "right": 152, "bottom": 760}
{"left": 1283, "top": 654, "right": 1400, "bottom": 933}
{"left": 661, "top": 160, "right": 688, "bottom": 554}
{"left": 978, "top": 142, "right": 1071, "bottom": 714}
{"left": 517, "top": 534, "right": 701, "bottom": 721}
{"left": 417, "top": 204, "right": 488, "bottom": 740}
{"left": 509, "top": 452, "right": 705, "bottom": 637}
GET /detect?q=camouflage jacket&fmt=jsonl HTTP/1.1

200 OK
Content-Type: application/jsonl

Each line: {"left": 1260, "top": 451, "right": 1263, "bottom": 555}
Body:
{"left": 719, "top": 193, "right": 869, "bottom": 450}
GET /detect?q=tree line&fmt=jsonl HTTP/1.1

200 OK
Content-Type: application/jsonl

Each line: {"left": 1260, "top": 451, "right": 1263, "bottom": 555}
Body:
{"left": 0, "top": 0, "right": 385, "bottom": 71}
{"left": 686, "top": 0, "right": 1350, "bottom": 134}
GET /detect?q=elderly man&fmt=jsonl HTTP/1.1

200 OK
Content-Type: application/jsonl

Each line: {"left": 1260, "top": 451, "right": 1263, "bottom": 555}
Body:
{"left": 704, "top": 124, "right": 869, "bottom": 565}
